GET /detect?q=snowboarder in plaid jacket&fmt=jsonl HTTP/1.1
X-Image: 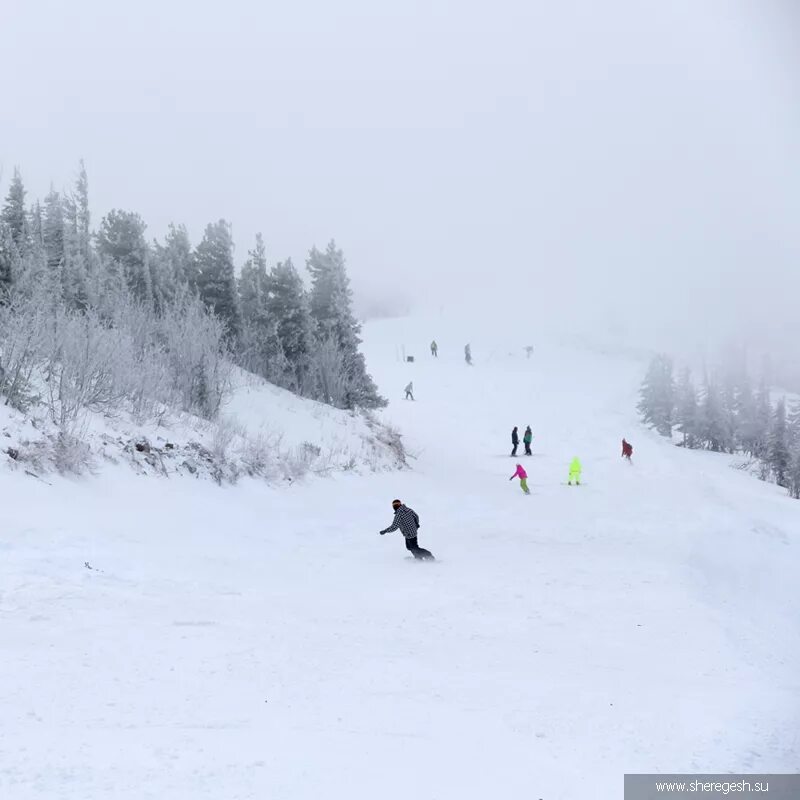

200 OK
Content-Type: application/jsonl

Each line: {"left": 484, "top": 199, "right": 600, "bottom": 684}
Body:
{"left": 379, "top": 500, "right": 434, "bottom": 560}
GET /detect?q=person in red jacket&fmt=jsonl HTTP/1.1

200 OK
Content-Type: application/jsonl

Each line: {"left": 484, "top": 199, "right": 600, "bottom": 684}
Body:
{"left": 622, "top": 438, "right": 633, "bottom": 461}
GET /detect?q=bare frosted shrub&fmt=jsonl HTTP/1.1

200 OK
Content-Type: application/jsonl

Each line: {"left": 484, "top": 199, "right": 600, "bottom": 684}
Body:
{"left": 158, "top": 296, "right": 232, "bottom": 418}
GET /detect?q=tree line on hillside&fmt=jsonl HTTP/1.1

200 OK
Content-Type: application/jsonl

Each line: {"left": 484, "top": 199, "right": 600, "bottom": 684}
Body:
{"left": 0, "top": 163, "right": 385, "bottom": 430}
{"left": 638, "top": 352, "right": 800, "bottom": 499}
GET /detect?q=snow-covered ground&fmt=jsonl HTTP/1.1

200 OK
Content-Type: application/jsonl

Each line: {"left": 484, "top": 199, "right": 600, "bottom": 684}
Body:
{"left": 0, "top": 367, "right": 404, "bottom": 483}
{"left": 1, "top": 315, "right": 798, "bottom": 799}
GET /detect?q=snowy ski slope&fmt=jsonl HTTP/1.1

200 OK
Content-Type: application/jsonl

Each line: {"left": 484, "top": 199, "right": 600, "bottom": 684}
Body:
{"left": 1, "top": 314, "right": 798, "bottom": 799}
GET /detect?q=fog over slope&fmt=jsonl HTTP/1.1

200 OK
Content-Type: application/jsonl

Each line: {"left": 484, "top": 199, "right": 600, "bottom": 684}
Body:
{"left": 3, "top": 0, "right": 799, "bottom": 360}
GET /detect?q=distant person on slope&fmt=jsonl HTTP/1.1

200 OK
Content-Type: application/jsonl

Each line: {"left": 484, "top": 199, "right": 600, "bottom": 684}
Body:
{"left": 379, "top": 499, "right": 434, "bottom": 560}
{"left": 511, "top": 426, "right": 519, "bottom": 456}
{"left": 404, "top": 381, "right": 414, "bottom": 401}
{"left": 567, "top": 457, "right": 582, "bottom": 485}
{"left": 621, "top": 438, "right": 633, "bottom": 461}
{"left": 523, "top": 426, "right": 533, "bottom": 456}
{"left": 431, "top": 340, "right": 438, "bottom": 358}
{"left": 509, "top": 463, "right": 530, "bottom": 494}
{"left": 464, "top": 343, "right": 472, "bottom": 365}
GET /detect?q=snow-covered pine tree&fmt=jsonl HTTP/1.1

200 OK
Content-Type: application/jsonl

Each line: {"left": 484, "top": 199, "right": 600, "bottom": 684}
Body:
{"left": 788, "top": 399, "right": 800, "bottom": 450}
{"left": 2, "top": 167, "right": 28, "bottom": 250}
{"left": 734, "top": 377, "right": 759, "bottom": 457}
{"left": 768, "top": 397, "right": 791, "bottom": 487}
{"left": 637, "top": 354, "right": 675, "bottom": 437}
{"left": 752, "top": 381, "right": 772, "bottom": 460}
{"left": 306, "top": 240, "right": 385, "bottom": 409}
{"left": 239, "top": 233, "right": 268, "bottom": 324}
{"left": 266, "top": 258, "right": 313, "bottom": 393}
{"left": 697, "top": 377, "right": 728, "bottom": 452}
{"left": 675, "top": 367, "right": 699, "bottom": 448}
{"left": 61, "top": 194, "right": 90, "bottom": 311}
{"left": 96, "top": 210, "right": 152, "bottom": 307}
{"left": 42, "top": 189, "right": 65, "bottom": 275}
{"left": 151, "top": 223, "right": 197, "bottom": 311}
{"left": 195, "top": 220, "right": 240, "bottom": 341}
{"left": 0, "top": 224, "right": 16, "bottom": 296}
{"left": 238, "top": 233, "right": 282, "bottom": 377}
{"left": 788, "top": 447, "right": 800, "bottom": 500}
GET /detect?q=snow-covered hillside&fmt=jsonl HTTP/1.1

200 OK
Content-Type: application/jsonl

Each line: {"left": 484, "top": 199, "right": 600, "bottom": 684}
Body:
{"left": 0, "top": 367, "right": 405, "bottom": 483}
{"left": 2, "top": 315, "right": 798, "bottom": 799}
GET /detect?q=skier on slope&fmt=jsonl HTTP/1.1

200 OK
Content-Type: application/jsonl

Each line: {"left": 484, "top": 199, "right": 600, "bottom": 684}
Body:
{"left": 379, "top": 499, "right": 434, "bottom": 560}
{"left": 430, "top": 340, "right": 438, "bottom": 358}
{"left": 523, "top": 425, "right": 533, "bottom": 456}
{"left": 404, "top": 381, "right": 414, "bottom": 401}
{"left": 621, "top": 438, "right": 633, "bottom": 461}
{"left": 464, "top": 343, "right": 472, "bottom": 365}
{"left": 511, "top": 426, "right": 519, "bottom": 456}
{"left": 567, "top": 456, "right": 582, "bottom": 485}
{"left": 509, "top": 463, "right": 530, "bottom": 494}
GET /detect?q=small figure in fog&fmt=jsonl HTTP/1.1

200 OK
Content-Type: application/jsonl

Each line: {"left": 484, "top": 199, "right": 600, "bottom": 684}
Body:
{"left": 567, "top": 457, "right": 582, "bottom": 486}
{"left": 431, "top": 340, "right": 438, "bottom": 358}
{"left": 622, "top": 438, "right": 633, "bottom": 461}
{"left": 404, "top": 381, "right": 414, "bottom": 401}
{"left": 464, "top": 343, "right": 472, "bottom": 365}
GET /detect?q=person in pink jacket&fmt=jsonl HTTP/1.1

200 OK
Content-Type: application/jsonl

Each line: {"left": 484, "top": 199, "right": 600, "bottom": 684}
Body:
{"left": 509, "top": 463, "right": 530, "bottom": 494}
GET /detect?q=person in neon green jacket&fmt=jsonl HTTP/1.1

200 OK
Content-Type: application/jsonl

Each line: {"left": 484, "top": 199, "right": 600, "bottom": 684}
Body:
{"left": 567, "top": 456, "right": 582, "bottom": 485}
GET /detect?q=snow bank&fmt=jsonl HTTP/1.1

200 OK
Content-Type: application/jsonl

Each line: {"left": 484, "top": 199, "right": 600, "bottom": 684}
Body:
{"left": 0, "top": 367, "right": 405, "bottom": 483}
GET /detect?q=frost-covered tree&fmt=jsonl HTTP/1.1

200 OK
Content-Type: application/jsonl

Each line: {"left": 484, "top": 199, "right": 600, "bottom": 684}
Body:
{"left": 788, "top": 400, "right": 800, "bottom": 450}
{"left": 788, "top": 448, "right": 800, "bottom": 500}
{"left": 306, "top": 240, "right": 385, "bottom": 409}
{"left": 752, "top": 381, "right": 773, "bottom": 459}
{"left": 637, "top": 354, "right": 675, "bottom": 436}
{"left": 768, "top": 397, "right": 791, "bottom": 487}
{"left": 151, "top": 223, "right": 196, "bottom": 311}
{"left": 42, "top": 189, "right": 65, "bottom": 274}
{"left": 195, "top": 220, "right": 240, "bottom": 340}
{"left": 697, "top": 377, "right": 728, "bottom": 452}
{"left": 62, "top": 195, "right": 90, "bottom": 311}
{"left": 675, "top": 367, "right": 699, "bottom": 448}
{"left": 0, "top": 225, "right": 17, "bottom": 295}
{"left": 238, "top": 233, "right": 282, "bottom": 377}
{"left": 96, "top": 210, "right": 151, "bottom": 305}
{"left": 2, "top": 168, "right": 27, "bottom": 250}
{"left": 239, "top": 233, "right": 268, "bottom": 323}
{"left": 267, "top": 258, "right": 313, "bottom": 392}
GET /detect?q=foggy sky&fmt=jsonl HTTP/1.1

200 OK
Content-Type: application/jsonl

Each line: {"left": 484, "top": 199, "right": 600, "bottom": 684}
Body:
{"left": 3, "top": 0, "right": 799, "bottom": 351}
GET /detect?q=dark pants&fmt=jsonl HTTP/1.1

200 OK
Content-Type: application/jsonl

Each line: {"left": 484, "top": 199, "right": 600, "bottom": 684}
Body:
{"left": 511, "top": 442, "right": 518, "bottom": 456}
{"left": 405, "top": 391, "right": 414, "bottom": 400}
{"left": 405, "top": 536, "right": 433, "bottom": 560}
{"left": 524, "top": 442, "right": 532, "bottom": 455}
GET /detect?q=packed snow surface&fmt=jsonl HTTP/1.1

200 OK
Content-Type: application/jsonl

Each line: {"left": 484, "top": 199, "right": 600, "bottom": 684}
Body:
{"left": 1, "top": 315, "right": 798, "bottom": 799}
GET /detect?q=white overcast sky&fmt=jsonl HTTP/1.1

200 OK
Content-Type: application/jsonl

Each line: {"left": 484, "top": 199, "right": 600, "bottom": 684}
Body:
{"left": 2, "top": 0, "right": 799, "bottom": 349}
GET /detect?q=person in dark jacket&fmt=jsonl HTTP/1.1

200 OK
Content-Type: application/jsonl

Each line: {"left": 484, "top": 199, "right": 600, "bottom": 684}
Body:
{"left": 379, "top": 499, "right": 434, "bottom": 560}
{"left": 511, "top": 426, "right": 519, "bottom": 456}
{"left": 523, "top": 425, "right": 533, "bottom": 456}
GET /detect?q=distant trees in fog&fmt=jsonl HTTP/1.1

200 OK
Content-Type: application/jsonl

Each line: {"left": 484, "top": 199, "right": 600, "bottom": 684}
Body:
{"left": 639, "top": 352, "right": 800, "bottom": 499}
